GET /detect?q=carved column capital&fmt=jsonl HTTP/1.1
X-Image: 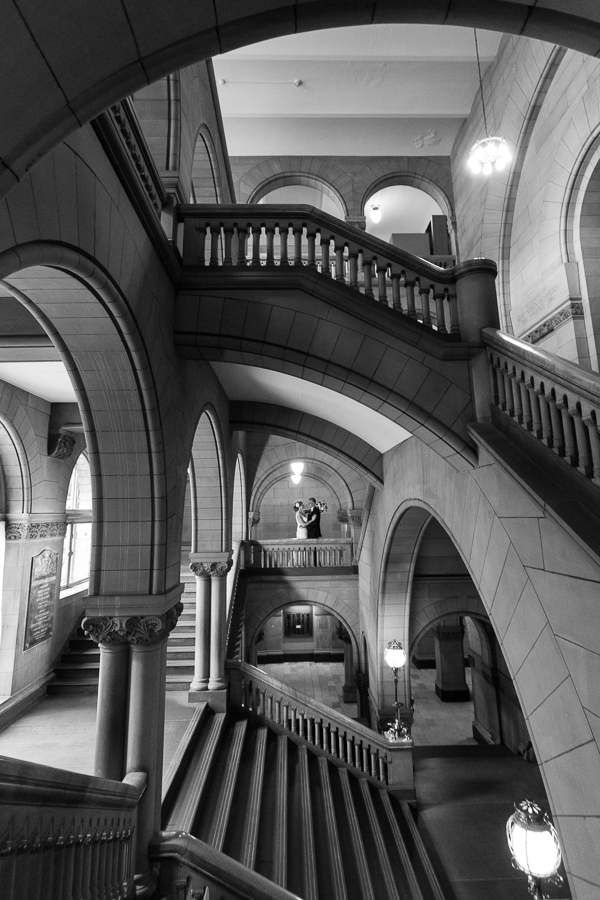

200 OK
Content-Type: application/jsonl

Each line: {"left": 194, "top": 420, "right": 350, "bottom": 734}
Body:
{"left": 83, "top": 602, "right": 183, "bottom": 647}
{"left": 48, "top": 431, "right": 76, "bottom": 459}
{"left": 190, "top": 559, "right": 233, "bottom": 578}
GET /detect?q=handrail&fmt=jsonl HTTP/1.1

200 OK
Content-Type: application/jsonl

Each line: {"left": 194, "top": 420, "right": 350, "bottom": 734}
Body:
{"left": 483, "top": 327, "right": 600, "bottom": 484}
{"left": 177, "top": 203, "right": 499, "bottom": 343}
{"left": 0, "top": 757, "right": 146, "bottom": 900}
{"left": 244, "top": 537, "right": 354, "bottom": 569}
{"left": 151, "top": 831, "right": 304, "bottom": 900}
{"left": 227, "top": 661, "right": 414, "bottom": 796}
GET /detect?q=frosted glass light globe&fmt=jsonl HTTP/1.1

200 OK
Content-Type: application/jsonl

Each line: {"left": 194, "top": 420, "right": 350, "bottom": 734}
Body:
{"left": 384, "top": 639, "right": 407, "bottom": 670}
{"left": 291, "top": 461, "right": 304, "bottom": 475}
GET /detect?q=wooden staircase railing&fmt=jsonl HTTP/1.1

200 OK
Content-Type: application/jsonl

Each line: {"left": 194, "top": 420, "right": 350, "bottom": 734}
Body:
{"left": 227, "top": 660, "right": 414, "bottom": 797}
{"left": 244, "top": 538, "right": 354, "bottom": 570}
{"left": 178, "top": 204, "right": 499, "bottom": 343}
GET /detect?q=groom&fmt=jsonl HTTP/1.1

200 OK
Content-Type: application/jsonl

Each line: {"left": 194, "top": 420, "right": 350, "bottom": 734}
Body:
{"left": 306, "top": 497, "right": 322, "bottom": 540}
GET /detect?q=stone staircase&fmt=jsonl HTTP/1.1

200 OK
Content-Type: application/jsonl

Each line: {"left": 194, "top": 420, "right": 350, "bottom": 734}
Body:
{"left": 161, "top": 703, "right": 444, "bottom": 900}
{"left": 48, "top": 572, "right": 196, "bottom": 693}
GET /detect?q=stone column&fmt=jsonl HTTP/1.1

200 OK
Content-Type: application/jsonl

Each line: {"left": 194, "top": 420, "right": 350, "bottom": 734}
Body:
{"left": 188, "top": 564, "right": 211, "bottom": 693}
{"left": 82, "top": 616, "right": 130, "bottom": 781}
{"left": 125, "top": 604, "right": 182, "bottom": 897}
{"left": 433, "top": 618, "right": 470, "bottom": 702}
{"left": 208, "top": 559, "right": 233, "bottom": 692}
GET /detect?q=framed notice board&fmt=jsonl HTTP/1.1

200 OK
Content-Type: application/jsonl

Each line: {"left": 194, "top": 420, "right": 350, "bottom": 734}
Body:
{"left": 23, "top": 548, "right": 59, "bottom": 651}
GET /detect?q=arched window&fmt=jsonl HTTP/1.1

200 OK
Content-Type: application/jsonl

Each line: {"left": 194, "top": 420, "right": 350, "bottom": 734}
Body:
{"left": 60, "top": 453, "right": 92, "bottom": 589}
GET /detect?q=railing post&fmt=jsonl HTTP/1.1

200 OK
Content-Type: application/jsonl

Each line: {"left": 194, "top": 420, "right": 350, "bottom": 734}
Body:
{"left": 453, "top": 258, "right": 499, "bottom": 343}
{"left": 279, "top": 224, "right": 289, "bottom": 266}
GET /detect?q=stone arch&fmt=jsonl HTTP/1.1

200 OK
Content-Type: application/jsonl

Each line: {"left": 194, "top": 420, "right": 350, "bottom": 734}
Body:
{"left": 361, "top": 172, "right": 455, "bottom": 232}
{"left": 250, "top": 459, "right": 353, "bottom": 521}
{"left": 191, "top": 125, "right": 223, "bottom": 203}
{"left": 409, "top": 595, "right": 488, "bottom": 654}
{"left": 248, "top": 172, "right": 348, "bottom": 217}
{"left": 232, "top": 451, "right": 247, "bottom": 543}
{"left": 189, "top": 404, "right": 229, "bottom": 553}
{"left": 246, "top": 589, "right": 360, "bottom": 667}
{"left": 0, "top": 243, "right": 167, "bottom": 598}
{"left": 0, "top": 405, "right": 34, "bottom": 516}
{"left": 4, "top": 4, "right": 600, "bottom": 201}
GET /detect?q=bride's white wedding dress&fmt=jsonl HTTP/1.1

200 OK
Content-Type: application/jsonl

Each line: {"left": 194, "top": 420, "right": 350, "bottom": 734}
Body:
{"left": 295, "top": 511, "right": 308, "bottom": 539}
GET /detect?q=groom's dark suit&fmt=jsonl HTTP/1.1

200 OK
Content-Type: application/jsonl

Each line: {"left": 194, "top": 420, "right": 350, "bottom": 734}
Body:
{"left": 307, "top": 506, "right": 321, "bottom": 539}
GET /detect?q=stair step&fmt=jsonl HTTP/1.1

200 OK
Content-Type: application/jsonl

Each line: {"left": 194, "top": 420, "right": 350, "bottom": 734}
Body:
{"left": 273, "top": 735, "right": 288, "bottom": 889}
{"left": 223, "top": 725, "right": 268, "bottom": 869}
{"left": 204, "top": 718, "right": 248, "bottom": 852}
{"left": 374, "top": 790, "right": 428, "bottom": 900}
{"left": 311, "top": 756, "right": 348, "bottom": 900}
{"left": 335, "top": 768, "right": 376, "bottom": 900}
{"left": 296, "top": 745, "right": 318, "bottom": 900}
{"left": 165, "top": 711, "right": 227, "bottom": 833}
{"left": 356, "top": 779, "right": 401, "bottom": 900}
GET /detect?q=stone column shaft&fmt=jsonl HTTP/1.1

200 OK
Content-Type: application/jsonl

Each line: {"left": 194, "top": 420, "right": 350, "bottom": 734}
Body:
{"left": 95, "top": 642, "right": 129, "bottom": 780}
{"left": 208, "top": 573, "right": 228, "bottom": 691}
{"left": 434, "top": 620, "right": 470, "bottom": 702}
{"left": 190, "top": 575, "right": 211, "bottom": 691}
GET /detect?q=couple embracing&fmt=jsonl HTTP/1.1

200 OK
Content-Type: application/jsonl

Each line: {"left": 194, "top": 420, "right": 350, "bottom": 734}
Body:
{"left": 293, "top": 498, "right": 322, "bottom": 540}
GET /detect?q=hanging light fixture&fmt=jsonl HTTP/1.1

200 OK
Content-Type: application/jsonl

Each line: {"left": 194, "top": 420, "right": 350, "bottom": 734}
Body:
{"left": 291, "top": 461, "right": 304, "bottom": 475}
{"left": 468, "top": 30, "right": 511, "bottom": 176}
{"left": 506, "top": 800, "right": 562, "bottom": 899}
{"left": 370, "top": 204, "right": 382, "bottom": 224}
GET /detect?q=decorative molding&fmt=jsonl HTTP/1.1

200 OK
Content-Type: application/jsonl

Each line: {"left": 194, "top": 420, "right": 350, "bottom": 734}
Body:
{"left": 109, "top": 101, "right": 163, "bottom": 217}
{"left": 522, "top": 300, "right": 584, "bottom": 345}
{"left": 190, "top": 559, "right": 233, "bottom": 578}
{"left": 6, "top": 521, "right": 67, "bottom": 541}
{"left": 414, "top": 130, "right": 441, "bottom": 148}
{"left": 47, "top": 431, "right": 76, "bottom": 459}
{"left": 83, "top": 601, "right": 183, "bottom": 647}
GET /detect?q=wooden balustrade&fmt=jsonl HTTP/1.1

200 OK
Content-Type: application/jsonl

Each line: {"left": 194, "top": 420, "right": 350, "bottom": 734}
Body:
{"left": 227, "top": 661, "right": 414, "bottom": 796}
{"left": 177, "top": 204, "right": 462, "bottom": 338}
{"left": 484, "top": 327, "right": 600, "bottom": 486}
{"left": 0, "top": 759, "right": 145, "bottom": 900}
{"left": 244, "top": 538, "right": 353, "bottom": 570}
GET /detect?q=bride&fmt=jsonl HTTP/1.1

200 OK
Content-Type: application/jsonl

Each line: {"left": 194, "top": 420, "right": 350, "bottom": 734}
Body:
{"left": 293, "top": 500, "right": 308, "bottom": 539}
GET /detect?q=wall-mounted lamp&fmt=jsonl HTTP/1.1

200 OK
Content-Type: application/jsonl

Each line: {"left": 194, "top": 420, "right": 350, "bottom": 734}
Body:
{"left": 369, "top": 205, "right": 382, "bottom": 224}
{"left": 506, "top": 800, "right": 562, "bottom": 899}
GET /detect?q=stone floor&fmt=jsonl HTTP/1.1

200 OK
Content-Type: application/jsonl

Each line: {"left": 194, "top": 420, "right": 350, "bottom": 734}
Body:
{"left": 260, "top": 660, "right": 358, "bottom": 718}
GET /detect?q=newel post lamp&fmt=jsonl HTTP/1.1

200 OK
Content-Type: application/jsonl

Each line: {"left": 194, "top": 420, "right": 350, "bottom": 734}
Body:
{"left": 506, "top": 800, "right": 562, "bottom": 899}
{"left": 384, "top": 639, "right": 407, "bottom": 738}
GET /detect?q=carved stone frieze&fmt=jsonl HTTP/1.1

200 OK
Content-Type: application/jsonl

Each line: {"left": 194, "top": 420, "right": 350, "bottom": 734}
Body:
{"left": 190, "top": 560, "right": 233, "bottom": 578}
{"left": 83, "top": 601, "right": 183, "bottom": 647}
{"left": 110, "top": 102, "right": 162, "bottom": 216}
{"left": 48, "top": 432, "right": 76, "bottom": 459}
{"left": 6, "top": 521, "right": 68, "bottom": 541}
{"left": 523, "top": 300, "right": 584, "bottom": 345}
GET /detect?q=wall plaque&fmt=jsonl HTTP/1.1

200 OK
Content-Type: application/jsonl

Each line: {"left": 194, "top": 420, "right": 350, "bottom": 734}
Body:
{"left": 23, "top": 548, "right": 59, "bottom": 650}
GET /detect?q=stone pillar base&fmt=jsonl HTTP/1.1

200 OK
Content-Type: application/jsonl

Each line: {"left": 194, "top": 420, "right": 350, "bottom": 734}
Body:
{"left": 188, "top": 688, "right": 228, "bottom": 712}
{"left": 435, "top": 684, "right": 470, "bottom": 702}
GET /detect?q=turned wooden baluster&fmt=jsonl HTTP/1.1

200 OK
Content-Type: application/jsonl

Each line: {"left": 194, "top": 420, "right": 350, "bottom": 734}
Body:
{"left": 527, "top": 380, "right": 543, "bottom": 439}
{"left": 236, "top": 225, "right": 248, "bottom": 267}
{"left": 405, "top": 279, "right": 416, "bottom": 317}
{"left": 349, "top": 252, "right": 359, "bottom": 288}
{"left": 536, "top": 387, "right": 554, "bottom": 448}
{"left": 274, "top": 698, "right": 281, "bottom": 725}
{"left": 266, "top": 694, "right": 274, "bottom": 720}
{"left": 583, "top": 413, "right": 600, "bottom": 484}
{"left": 362, "top": 744, "right": 369, "bottom": 774}
{"left": 290, "top": 707, "right": 297, "bottom": 733}
{"left": 556, "top": 398, "right": 578, "bottom": 466}
{"left": 307, "top": 231, "right": 316, "bottom": 267}
{"left": 320, "top": 237, "right": 330, "bottom": 275}
{"left": 508, "top": 371, "right": 523, "bottom": 424}
{"left": 209, "top": 226, "right": 220, "bottom": 266}
{"left": 448, "top": 292, "right": 460, "bottom": 333}
{"left": 518, "top": 377, "right": 533, "bottom": 431}
{"left": 251, "top": 224, "right": 261, "bottom": 266}
{"left": 293, "top": 225, "right": 303, "bottom": 265}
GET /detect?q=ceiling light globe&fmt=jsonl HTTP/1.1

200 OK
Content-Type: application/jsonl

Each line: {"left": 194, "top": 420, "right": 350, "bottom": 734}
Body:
{"left": 291, "top": 461, "right": 304, "bottom": 475}
{"left": 384, "top": 639, "right": 407, "bottom": 670}
{"left": 291, "top": 474, "right": 301, "bottom": 485}
{"left": 370, "top": 205, "right": 382, "bottom": 224}
{"left": 506, "top": 801, "right": 561, "bottom": 880}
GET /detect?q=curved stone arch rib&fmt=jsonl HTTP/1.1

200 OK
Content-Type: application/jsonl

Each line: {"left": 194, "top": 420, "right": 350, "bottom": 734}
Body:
{"left": 190, "top": 403, "right": 230, "bottom": 553}
{"left": 4, "top": 3, "right": 600, "bottom": 201}
{"left": 251, "top": 460, "right": 352, "bottom": 519}
{"left": 230, "top": 401, "right": 383, "bottom": 487}
{"left": 246, "top": 590, "right": 360, "bottom": 667}
{"left": 0, "top": 242, "right": 167, "bottom": 595}
{"left": 562, "top": 128, "right": 600, "bottom": 265}
{"left": 361, "top": 170, "right": 455, "bottom": 227}
{"left": 410, "top": 597, "right": 488, "bottom": 654}
{"left": 0, "top": 409, "right": 33, "bottom": 516}
{"left": 497, "top": 45, "right": 567, "bottom": 332}
{"left": 191, "top": 125, "right": 223, "bottom": 203}
{"left": 247, "top": 172, "right": 348, "bottom": 217}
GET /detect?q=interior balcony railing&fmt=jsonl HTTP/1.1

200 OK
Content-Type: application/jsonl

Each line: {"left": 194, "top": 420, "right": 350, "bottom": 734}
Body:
{"left": 176, "top": 204, "right": 496, "bottom": 341}
{"left": 227, "top": 660, "right": 414, "bottom": 798}
{"left": 0, "top": 757, "right": 146, "bottom": 900}
{"left": 484, "top": 327, "right": 600, "bottom": 487}
{"left": 244, "top": 537, "right": 354, "bottom": 571}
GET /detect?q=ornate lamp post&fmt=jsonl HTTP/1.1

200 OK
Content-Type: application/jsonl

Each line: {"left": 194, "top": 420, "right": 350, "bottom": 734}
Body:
{"left": 506, "top": 800, "right": 563, "bottom": 899}
{"left": 383, "top": 639, "right": 408, "bottom": 739}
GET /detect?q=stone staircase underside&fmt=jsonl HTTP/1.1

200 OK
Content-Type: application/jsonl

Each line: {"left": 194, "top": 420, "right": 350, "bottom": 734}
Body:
{"left": 161, "top": 702, "right": 444, "bottom": 900}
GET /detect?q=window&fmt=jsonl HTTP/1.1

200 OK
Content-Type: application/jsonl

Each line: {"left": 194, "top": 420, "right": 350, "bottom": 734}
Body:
{"left": 61, "top": 454, "right": 92, "bottom": 589}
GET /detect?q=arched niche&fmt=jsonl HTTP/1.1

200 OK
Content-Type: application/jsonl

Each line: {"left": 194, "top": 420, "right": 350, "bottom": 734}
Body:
{"left": 252, "top": 177, "right": 347, "bottom": 219}
{"left": 189, "top": 405, "right": 229, "bottom": 554}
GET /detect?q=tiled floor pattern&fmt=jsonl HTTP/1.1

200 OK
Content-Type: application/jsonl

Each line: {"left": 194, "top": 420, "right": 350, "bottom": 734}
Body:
{"left": 261, "top": 661, "right": 358, "bottom": 718}
{"left": 0, "top": 691, "right": 196, "bottom": 777}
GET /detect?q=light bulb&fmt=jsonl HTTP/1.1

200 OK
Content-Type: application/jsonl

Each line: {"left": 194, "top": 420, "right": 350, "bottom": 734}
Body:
{"left": 483, "top": 161, "right": 493, "bottom": 175}
{"left": 370, "top": 205, "right": 382, "bottom": 224}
